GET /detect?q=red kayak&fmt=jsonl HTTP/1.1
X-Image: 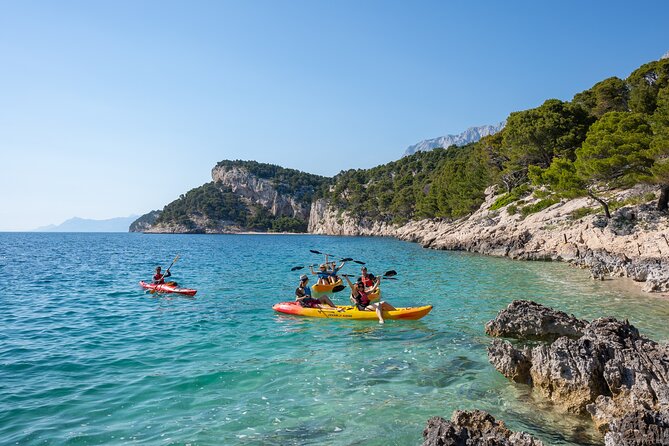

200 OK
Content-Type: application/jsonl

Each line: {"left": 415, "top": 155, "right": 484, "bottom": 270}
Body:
{"left": 139, "top": 281, "right": 197, "bottom": 296}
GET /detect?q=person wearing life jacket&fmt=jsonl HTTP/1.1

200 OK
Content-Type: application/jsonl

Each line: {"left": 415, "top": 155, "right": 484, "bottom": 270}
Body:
{"left": 358, "top": 266, "right": 378, "bottom": 290}
{"left": 153, "top": 266, "right": 172, "bottom": 285}
{"left": 295, "top": 274, "right": 336, "bottom": 308}
{"left": 343, "top": 275, "right": 396, "bottom": 324}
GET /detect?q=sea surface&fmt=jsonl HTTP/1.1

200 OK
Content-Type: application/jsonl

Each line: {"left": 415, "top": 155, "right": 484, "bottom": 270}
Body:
{"left": 3, "top": 233, "right": 669, "bottom": 445}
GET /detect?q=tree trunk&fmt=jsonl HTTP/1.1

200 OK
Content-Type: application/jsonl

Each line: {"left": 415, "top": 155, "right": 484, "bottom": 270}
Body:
{"left": 588, "top": 191, "right": 611, "bottom": 219}
{"left": 658, "top": 185, "right": 669, "bottom": 212}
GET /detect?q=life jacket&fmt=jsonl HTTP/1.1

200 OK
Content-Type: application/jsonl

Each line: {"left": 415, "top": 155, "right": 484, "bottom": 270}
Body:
{"left": 360, "top": 274, "right": 374, "bottom": 288}
{"left": 353, "top": 288, "right": 370, "bottom": 308}
{"left": 153, "top": 273, "right": 165, "bottom": 284}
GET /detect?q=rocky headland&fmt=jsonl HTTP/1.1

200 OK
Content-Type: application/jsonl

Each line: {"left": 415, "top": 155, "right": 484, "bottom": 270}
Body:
{"left": 308, "top": 185, "right": 669, "bottom": 294}
{"left": 484, "top": 300, "right": 669, "bottom": 445}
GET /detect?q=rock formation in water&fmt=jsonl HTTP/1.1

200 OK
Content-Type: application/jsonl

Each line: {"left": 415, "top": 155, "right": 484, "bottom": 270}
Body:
{"left": 422, "top": 410, "right": 544, "bottom": 446}
{"left": 486, "top": 300, "right": 669, "bottom": 443}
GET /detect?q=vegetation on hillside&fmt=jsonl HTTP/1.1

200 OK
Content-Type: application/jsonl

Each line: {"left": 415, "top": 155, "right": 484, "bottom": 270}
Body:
{"left": 148, "top": 160, "right": 328, "bottom": 232}
{"left": 214, "top": 160, "right": 330, "bottom": 206}
{"left": 325, "top": 57, "right": 669, "bottom": 223}
{"left": 135, "top": 56, "right": 669, "bottom": 233}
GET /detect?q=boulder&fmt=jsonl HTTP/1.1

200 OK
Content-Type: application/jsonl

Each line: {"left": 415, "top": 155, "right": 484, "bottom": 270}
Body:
{"left": 423, "top": 410, "right": 544, "bottom": 446}
{"left": 485, "top": 300, "right": 588, "bottom": 342}
{"left": 486, "top": 301, "right": 669, "bottom": 437}
{"left": 604, "top": 409, "right": 669, "bottom": 446}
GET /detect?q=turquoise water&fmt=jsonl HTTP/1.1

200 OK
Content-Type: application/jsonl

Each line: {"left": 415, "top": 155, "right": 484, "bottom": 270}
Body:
{"left": 3, "top": 233, "right": 669, "bottom": 445}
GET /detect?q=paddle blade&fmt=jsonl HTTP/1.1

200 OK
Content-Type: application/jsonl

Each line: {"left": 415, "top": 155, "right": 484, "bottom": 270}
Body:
{"left": 309, "top": 250, "right": 322, "bottom": 255}
{"left": 353, "top": 260, "right": 366, "bottom": 265}
{"left": 332, "top": 285, "right": 345, "bottom": 293}
{"left": 290, "top": 266, "right": 304, "bottom": 271}
{"left": 383, "top": 270, "right": 397, "bottom": 277}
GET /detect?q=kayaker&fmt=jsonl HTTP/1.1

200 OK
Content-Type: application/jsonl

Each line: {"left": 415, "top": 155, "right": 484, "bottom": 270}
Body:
{"left": 309, "top": 264, "right": 333, "bottom": 286}
{"left": 295, "top": 274, "right": 336, "bottom": 308}
{"left": 153, "top": 266, "right": 173, "bottom": 285}
{"left": 358, "top": 266, "right": 378, "bottom": 290}
{"left": 343, "top": 275, "right": 396, "bottom": 324}
{"left": 327, "top": 260, "right": 347, "bottom": 284}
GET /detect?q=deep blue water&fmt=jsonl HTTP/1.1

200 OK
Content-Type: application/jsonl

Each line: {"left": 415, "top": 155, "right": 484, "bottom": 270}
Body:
{"left": 3, "top": 232, "right": 669, "bottom": 445}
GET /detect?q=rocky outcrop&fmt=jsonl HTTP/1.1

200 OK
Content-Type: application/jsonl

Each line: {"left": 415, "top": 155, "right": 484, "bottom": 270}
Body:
{"left": 308, "top": 185, "right": 669, "bottom": 294}
{"left": 423, "top": 410, "right": 544, "bottom": 446}
{"left": 485, "top": 300, "right": 587, "bottom": 341}
{"left": 486, "top": 300, "right": 669, "bottom": 441}
{"left": 604, "top": 409, "right": 669, "bottom": 445}
{"left": 212, "top": 165, "right": 309, "bottom": 220}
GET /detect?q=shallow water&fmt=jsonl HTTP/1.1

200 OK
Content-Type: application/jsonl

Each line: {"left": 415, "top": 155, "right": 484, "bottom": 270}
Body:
{"left": 2, "top": 233, "right": 669, "bottom": 445}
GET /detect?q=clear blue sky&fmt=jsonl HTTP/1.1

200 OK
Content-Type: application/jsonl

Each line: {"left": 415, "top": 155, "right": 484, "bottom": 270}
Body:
{"left": 1, "top": 0, "right": 668, "bottom": 231}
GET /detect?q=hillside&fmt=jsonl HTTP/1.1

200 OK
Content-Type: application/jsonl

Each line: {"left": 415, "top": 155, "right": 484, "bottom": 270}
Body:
{"left": 131, "top": 160, "right": 330, "bottom": 233}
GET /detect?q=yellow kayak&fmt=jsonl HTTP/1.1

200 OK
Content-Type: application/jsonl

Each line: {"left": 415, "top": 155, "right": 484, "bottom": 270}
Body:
{"left": 311, "top": 278, "right": 344, "bottom": 294}
{"left": 272, "top": 302, "right": 432, "bottom": 320}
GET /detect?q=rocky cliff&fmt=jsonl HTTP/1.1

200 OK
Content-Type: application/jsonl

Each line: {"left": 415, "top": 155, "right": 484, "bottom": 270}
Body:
{"left": 134, "top": 160, "right": 327, "bottom": 233}
{"left": 211, "top": 164, "right": 309, "bottom": 221}
{"left": 308, "top": 185, "right": 669, "bottom": 293}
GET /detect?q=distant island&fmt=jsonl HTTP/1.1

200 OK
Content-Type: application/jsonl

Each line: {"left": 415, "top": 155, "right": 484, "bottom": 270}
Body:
{"left": 33, "top": 216, "right": 139, "bottom": 232}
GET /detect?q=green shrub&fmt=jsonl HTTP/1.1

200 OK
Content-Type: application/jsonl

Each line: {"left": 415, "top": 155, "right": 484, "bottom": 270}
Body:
{"left": 490, "top": 185, "right": 531, "bottom": 210}
{"left": 520, "top": 197, "right": 560, "bottom": 217}
{"left": 569, "top": 207, "right": 597, "bottom": 220}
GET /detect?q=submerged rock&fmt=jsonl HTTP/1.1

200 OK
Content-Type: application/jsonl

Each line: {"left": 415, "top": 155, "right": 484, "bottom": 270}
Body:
{"left": 422, "top": 410, "right": 544, "bottom": 446}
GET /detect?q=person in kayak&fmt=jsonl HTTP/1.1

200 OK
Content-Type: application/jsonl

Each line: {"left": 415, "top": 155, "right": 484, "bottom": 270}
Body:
{"left": 343, "top": 275, "right": 396, "bottom": 324}
{"left": 153, "top": 266, "right": 176, "bottom": 286}
{"left": 327, "top": 260, "right": 347, "bottom": 284}
{"left": 295, "top": 274, "right": 336, "bottom": 308}
{"left": 358, "top": 266, "right": 378, "bottom": 290}
{"left": 309, "top": 264, "right": 333, "bottom": 286}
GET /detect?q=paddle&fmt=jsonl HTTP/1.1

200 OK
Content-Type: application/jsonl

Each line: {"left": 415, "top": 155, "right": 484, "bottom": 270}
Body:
{"left": 310, "top": 250, "right": 365, "bottom": 265}
{"left": 150, "top": 255, "right": 179, "bottom": 294}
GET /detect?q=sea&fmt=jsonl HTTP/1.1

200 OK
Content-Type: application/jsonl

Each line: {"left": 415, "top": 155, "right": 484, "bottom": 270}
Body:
{"left": 3, "top": 232, "right": 669, "bottom": 445}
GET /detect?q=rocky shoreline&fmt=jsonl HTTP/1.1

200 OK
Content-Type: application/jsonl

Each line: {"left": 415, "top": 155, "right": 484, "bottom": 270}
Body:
{"left": 309, "top": 185, "right": 669, "bottom": 294}
{"left": 423, "top": 300, "right": 669, "bottom": 445}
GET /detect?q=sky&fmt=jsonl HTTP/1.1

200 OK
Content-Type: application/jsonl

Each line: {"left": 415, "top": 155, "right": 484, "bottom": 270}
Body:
{"left": 1, "top": 1, "right": 668, "bottom": 231}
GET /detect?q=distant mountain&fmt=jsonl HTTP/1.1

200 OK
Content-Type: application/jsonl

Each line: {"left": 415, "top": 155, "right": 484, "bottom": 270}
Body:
{"left": 33, "top": 216, "right": 139, "bottom": 232}
{"left": 403, "top": 122, "right": 506, "bottom": 156}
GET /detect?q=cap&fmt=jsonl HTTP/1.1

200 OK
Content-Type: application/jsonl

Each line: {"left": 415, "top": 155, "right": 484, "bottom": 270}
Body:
{"left": 300, "top": 274, "right": 308, "bottom": 281}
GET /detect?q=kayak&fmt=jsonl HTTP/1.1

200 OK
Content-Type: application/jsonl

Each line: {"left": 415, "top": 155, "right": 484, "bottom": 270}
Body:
{"left": 139, "top": 281, "right": 197, "bottom": 296}
{"left": 311, "top": 278, "right": 344, "bottom": 294}
{"left": 272, "top": 301, "right": 432, "bottom": 320}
